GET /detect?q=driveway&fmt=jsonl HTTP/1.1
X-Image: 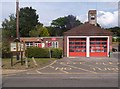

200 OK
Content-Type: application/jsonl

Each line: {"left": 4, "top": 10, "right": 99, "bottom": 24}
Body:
{"left": 23, "top": 56, "right": 119, "bottom": 75}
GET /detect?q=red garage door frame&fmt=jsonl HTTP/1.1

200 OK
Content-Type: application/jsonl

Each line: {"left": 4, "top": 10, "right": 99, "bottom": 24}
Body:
{"left": 89, "top": 37, "right": 109, "bottom": 57}
{"left": 69, "top": 38, "right": 86, "bottom": 57}
{"left": 67, "top": 36, "right": 109, "bottom": 57}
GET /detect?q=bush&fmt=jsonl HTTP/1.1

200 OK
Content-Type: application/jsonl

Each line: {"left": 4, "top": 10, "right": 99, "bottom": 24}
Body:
{"left": 26, "top": 47, "right": 49, "bottom": 58}
{"left": 26, "top": 47, "right": 63, "bottom": 58}
{"left": 51, "top": 48, "right": 63, "bottom": 59}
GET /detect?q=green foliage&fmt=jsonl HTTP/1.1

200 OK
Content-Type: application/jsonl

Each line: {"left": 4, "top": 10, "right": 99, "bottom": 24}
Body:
{"left": 49, "top": 15, "right": 82, "bottom": 36}
{"left": 107, "top": 27, "right": 120, "bottom": 36}
{"left": 2, "top": 14, "right": 16, "bottom": 37}
{"left": 39, "top": 27, "right": 50, "bottom": 37}
{"left": 29, "top": 29, "right": 40, "bottom": 37}
{"left": 51, "top": 48, "right": 63, "bottom": 59}
{"left": 2, "top": 41, "right": 11, "bottom": 58}
{"left": 19, "top": 7, "right": 39, "bottom": 37}
{"left": 26, "top": 47, "right": 63, "bottom": 58}
{"left": 29, "top": 24, "right": 50, "bottom": 37}
{"left": 26, "top": 47, "right": 49, "bottom": 58}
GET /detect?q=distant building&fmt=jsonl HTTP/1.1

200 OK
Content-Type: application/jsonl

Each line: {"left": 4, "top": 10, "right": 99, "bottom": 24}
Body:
{"left": 20, "top": 37, "right": 63, "bottom": 48}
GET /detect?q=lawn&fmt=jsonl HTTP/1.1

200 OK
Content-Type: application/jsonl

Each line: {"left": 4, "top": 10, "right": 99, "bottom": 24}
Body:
{"left": 2, "top": 57, "right": 57, "bottom": 69}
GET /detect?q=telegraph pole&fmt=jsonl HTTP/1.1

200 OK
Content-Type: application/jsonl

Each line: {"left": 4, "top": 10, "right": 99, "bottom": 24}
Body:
{"left": 16, "top": 0, "right": 19, "bottom": 38}
{"left": 16, "top": 0, "right": 20, "bottom": 60}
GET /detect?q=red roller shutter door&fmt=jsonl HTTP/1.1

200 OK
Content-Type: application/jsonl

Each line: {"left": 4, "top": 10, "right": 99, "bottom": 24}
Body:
{"left": 90, "top": 38, "right": 108, "bottom": 57}
{"left": 69, "top": 38, "right": 86, "bottom": 57}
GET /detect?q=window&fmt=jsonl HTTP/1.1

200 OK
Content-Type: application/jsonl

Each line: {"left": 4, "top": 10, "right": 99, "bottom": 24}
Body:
{"left": 69, "top": 38, "right": 86, "bottom": 52}
{"left": 90, "top": 38, "right": 107, "bottom": 52}
{"left": 52, "top": 41, "right": 58, "bottom": 48}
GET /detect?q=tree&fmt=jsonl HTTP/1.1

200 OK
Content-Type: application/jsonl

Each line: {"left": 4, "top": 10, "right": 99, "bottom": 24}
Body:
{"left": 50, "top": 15, "right": 82, "bottom": 36}
{"left": 2, "top": 14, "right": 16, "bottom": 37}
{"left": 19, "top": 7, "right": 39, "bottom": 37}
{"left": 29, "top": 24, "right": 49, "bottom": 37}
{"left": 106, "top": 27, "right": 120, "bottom": 36}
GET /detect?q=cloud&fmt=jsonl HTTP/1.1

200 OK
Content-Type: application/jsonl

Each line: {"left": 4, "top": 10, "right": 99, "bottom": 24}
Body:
{"left": 97, "top": 11, "right": 118, "bottom": 28}
{"left": 77, "top": 14, "right": 88, "bottom": 23}
{"left": 77, "top": 10, "right": 118, "bottom": 28}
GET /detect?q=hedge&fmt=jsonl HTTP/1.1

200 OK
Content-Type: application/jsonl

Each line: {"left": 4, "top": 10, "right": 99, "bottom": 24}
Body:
{"left": 26, "top": 47, "right": 63, "bottom": 58}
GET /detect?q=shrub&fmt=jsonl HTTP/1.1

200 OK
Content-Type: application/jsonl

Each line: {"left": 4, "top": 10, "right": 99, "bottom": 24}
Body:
{"left": 25, "top": 47, "right": 63, "bottom": 58}
{"left": 51, "top": 48, "right": 63, "bottom": 59}
{"left": 26, "top": 47, "right": 49, "bottom": 58}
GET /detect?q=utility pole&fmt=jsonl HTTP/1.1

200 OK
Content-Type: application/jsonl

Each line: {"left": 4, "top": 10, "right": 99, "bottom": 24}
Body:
{"left": 16, "top": 0, "right": 20, "bottom": 60}
{"left": 16, "top": 0, "right": 19, "bottom": 39}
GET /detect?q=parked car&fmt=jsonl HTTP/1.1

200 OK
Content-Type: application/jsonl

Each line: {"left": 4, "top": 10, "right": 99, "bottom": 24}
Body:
{"left": 112, "top": 48, "right": 117, "bottom": 52}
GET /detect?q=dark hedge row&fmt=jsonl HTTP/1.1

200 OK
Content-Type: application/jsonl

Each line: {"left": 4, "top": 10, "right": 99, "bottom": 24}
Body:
{"left": 26, "top": 47, "right": 63, "bottom": 58}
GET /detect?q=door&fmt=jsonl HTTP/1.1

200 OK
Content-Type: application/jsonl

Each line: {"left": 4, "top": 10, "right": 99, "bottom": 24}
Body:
{"left": 90, "top": 38, "right": 107, "bottom": 57}
{"left": 69, "top": 38, "right": 86, "bottom": 57}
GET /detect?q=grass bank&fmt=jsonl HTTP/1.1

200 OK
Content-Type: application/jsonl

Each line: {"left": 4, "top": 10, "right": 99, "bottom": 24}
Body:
{"left": 2, "top": 58, "right": 57, "bottom": 69}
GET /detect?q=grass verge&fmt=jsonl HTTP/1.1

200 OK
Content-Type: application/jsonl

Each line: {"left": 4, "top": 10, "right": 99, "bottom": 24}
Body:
{"left": 2, "top": 58, "right": 57, "bottom": 69}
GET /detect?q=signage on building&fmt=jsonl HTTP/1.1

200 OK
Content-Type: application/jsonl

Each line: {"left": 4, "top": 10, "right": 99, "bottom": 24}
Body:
{"left": 51, "top": 38, "right": 56, "bottom": 41}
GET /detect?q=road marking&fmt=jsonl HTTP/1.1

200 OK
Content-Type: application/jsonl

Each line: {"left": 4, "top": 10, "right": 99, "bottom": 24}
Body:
{"left": 104, "top": 68, "right": 107, "bottom": 71}
{"left": 109, "top": 62, "right": 113, "bottom": 64}
{"left": 103, "top": 62, "right": 106, "bottom": 65}
{"left": 55, "top": 67, "right": 69, "bottom": 73}
{"left": 55, "top": 67, "right": 58, "bottom": 70}
{"left": 98, "top": 68, "right": 102, "bottom": 70}
{"left": 49, "top": 66, "right": 54, "bottom": 68}
{"left": 96, "top": 62, "right": 98, "bottom": 64}
{"left": 38, "top": 60, "right": 57, "bottom": 70}
{"left": 93, "top": 68, "right": 96, "bottom": 71}
{"left": 60, "top": 69, "right": 69, "bottom": 74}
{"left": 36, "top": 70, "right": 42, "bottom": 74}
{"left": 67, "top": 62, "right": 69, "bottom": 64}
{"left": 61, "top": 63, "right": 97, "bottom": 74}
{"left": 116, "top": 68, "right": 119, "bottom": 70}
{"left": 25, "top": 72, "right": 118, "bottom": 75}
{"left": 73, "top": 62, "right": 76, "bottom": 64}
{"left": 60, "top": 62, "right": 63, "bottom": 64}
{"left": 107, "top": 68, "right": 111, "bottom": 71}
{"left": 80, "top": 62, "right": 82, "bottom": 64}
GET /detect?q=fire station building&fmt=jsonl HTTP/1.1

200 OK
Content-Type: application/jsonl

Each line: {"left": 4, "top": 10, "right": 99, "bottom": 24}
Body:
{"left": 63, "top": 10, "right": 112, "bottom": 57}
{"left": 20, "top": 10, "right": 112, "bottom": 57}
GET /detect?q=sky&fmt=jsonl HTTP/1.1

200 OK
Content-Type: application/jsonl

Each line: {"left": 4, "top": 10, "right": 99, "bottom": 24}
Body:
{"left": 0, "top": 0, "right": 119, "bottom": 28}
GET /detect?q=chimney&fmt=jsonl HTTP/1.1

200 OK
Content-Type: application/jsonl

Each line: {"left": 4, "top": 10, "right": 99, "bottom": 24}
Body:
{"left": 88, "top": 10, "right": 97, "bottom": 26}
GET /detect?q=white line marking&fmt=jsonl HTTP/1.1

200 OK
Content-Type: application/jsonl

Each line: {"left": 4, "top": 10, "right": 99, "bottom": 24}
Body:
{"left": 67, "top": 62, "right": 69, "bottom": 64}
{"left": 107, "top": 68, "right": 111, "bottom": 71}
{"left": 49, "top": 66, "right": 54, "bottom": 68}
{"left": 60, "top": 62, "right": 63, "bottom": 64}
{"left": 61, "top": 63, "right": 97, "bottom": 74}
{"left": 38, "top": 60, "right": 57, "bottom": 70}
{"left": 36, "top": 70, "right": 42, "bottom": 74}
{"left": 73, "top": 62, "right": 76, "bottom": 64}
{"left": 98, "top": 68, "right": 102, "bottom": 70}
{"left": 55, "top": 67, "right": 58, "bottom": 70}
{"left": 96, "top": 62, "right": 98, "bottom": 64}
{"left": 60, "top": 69, "right": 69, "bottom": 74}
{"left": 103, "top": 62, "right": 106, "bottom": 65}
{"left": 80, "top": 62, "right": 82, "bottom": 64}
{"left": 109, "top": 62, "right": 112, "bottom": 64}
{"left": 93, "top": 68, "right": 96, "bottom": 71}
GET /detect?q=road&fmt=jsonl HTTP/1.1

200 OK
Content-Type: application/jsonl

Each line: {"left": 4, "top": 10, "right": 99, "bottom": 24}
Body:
{"left": 2, "top": 55, "right": 119, "bottom": 87}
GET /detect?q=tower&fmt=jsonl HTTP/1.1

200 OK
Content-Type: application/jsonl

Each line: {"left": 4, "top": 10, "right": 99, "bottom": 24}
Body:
{"left": 88, "top": 10, "right": 97, "bottom": 26}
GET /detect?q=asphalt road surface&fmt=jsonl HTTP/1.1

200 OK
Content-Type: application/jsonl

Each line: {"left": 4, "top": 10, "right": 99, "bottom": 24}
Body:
{"left": 2, "top": 54, "right": 119, "bottom": 87}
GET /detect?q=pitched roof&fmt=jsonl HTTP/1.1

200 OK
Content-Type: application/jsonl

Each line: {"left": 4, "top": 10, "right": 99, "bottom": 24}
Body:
{"left": 64, "top": 23, "right": 112, "bottom": 36}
